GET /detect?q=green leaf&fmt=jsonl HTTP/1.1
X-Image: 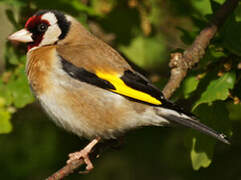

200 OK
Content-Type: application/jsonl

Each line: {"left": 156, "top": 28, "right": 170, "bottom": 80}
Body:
{"left": 187, "top": 102, "right": 231, "bottom": 170}
{"left": 192, "top": 0, "right": 225, "bottom": 16}
{"left": 70, "top": 0, "right": 98, "bottom": 16}
{"left": 199, "top": 45, "right": 227, "bottom": 68}
{"left": 0, "top": 107, "right": 12, "bottom": 134}
{"left": 182, "top": 75, "right": 200, "bottom": 99}
{"left": 4, "top": 44, "right": 20, "bottom": 65}
{"left": 191, "top": 0, "right": 212, "bottom": 16}
{"left": 0, "top": 79, "right": 13, "bottom": 106}
{"left": 190, "top": 136, "right": 213, "bottom": 170}
{"left": 7, "top": 66, "right": 34, "bottom": 108}
{"left": 119, "top": 35, "right": 166, "bottom": 69}
{"left": 193, "top": 71, "right": 236, "bottom": 110}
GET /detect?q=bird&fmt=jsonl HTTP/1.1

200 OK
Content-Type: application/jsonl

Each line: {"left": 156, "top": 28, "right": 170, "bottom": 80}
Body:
{"left": 8, "top": 9, "right": 229, "bottom": 172}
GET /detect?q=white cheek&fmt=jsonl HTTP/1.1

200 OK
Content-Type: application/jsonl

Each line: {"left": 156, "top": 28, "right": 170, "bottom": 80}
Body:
{"left": 40, "top": 24, "right": 61, "bottom": 46}
{"left": 41, "top": 12, "right": 57, "bottom": 25}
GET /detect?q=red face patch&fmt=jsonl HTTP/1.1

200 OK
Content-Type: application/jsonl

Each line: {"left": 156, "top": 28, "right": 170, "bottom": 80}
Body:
{"left": 24, "top": 15, "right": 50, "bottom": 51}
{"left": 25, "top": 15, "right": 39, "bottom": 29}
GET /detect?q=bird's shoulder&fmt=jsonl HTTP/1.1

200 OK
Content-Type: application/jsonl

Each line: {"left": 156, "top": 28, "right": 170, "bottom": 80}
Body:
{"left": 56, "top": 39, "right": 131, "bottom": 74}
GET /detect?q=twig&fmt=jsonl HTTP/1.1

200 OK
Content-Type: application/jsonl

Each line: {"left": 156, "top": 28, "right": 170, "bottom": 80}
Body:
{"left": 162, "top": 0, "right": 240, "bottom": 98}
{"left": 46, "top": 0, "right": 239, "bottom": 179}
{"left": 46, "top": 159, "right": 85, "bottom": 180}
{"left": 46, "top": 140, "right": 118, "bottom": 180}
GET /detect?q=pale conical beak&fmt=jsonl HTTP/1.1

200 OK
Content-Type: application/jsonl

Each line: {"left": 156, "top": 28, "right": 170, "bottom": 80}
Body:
{"left": 8, "top": 29, "right": 33, "bottom": 43}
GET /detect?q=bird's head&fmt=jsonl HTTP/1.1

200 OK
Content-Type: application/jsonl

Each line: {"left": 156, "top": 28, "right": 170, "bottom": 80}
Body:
{"left": 8, "top": 10, "right": 71, "bottom": 51}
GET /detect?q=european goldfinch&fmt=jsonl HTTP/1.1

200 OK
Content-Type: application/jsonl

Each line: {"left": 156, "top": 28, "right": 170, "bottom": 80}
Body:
{"left": 8, "top": 10, "right": 229, "bottom": 172}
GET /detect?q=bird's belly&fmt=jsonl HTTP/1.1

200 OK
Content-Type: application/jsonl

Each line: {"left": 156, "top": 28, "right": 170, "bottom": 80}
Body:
{"left": 36, "top": 82, "right": 148, "bottom": 139}
{"left": 37, "top": 90, "right": 86, "bottom": 138}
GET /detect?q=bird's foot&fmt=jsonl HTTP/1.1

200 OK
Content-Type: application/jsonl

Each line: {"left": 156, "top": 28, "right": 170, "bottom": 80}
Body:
{"left": 67, "top": 137, "right": 101, "bottom": 173}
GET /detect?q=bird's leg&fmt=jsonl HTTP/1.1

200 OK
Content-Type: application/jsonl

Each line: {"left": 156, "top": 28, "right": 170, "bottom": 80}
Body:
{"left": 67, "top": 137, "right": 101, "bottom": 172}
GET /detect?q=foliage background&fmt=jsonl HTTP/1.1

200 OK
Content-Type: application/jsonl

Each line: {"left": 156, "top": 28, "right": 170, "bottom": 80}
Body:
{"left": 0, "top": 0, "right": 241, "bottom": 179}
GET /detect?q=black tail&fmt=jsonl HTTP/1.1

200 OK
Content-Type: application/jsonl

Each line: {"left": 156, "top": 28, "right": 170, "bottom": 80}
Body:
{"left": 161, "top": 114, "right": 230, "bottom": 144}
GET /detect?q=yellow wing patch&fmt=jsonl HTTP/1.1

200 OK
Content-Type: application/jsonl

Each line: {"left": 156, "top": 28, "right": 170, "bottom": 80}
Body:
{"left": 96, "top": 71, "right": 162, "bottom": 105}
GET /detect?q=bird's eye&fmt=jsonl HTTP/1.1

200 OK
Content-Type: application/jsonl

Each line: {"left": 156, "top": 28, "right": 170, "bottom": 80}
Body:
{"left": 37, "top": 23, "right": 48, "bottom": 33}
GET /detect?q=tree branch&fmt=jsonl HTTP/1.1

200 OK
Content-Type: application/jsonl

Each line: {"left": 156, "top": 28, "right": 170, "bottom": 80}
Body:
{"left": 46, "top": 0, "right": 239, "bottom": 179}
{"left": 46, "top": 140, "right": 117, "bottom": 180}
{"left": 162, "top": 0, "right": 240, "bottom": 98}
{"left": 46, "top": 159, "right": 85, "bottom": 180}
